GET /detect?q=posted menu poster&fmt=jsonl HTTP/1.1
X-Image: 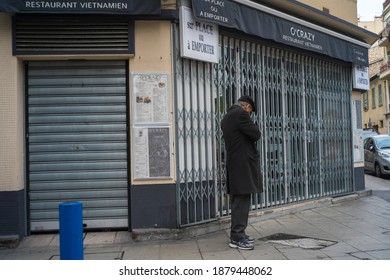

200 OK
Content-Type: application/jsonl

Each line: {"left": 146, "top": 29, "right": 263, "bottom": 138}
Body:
{"left": 132, "top": 73, "right": 170, "bottom": 124}
{"left": 134, "top": 127, "right": 171, "bottom": 179}
{"left": 131, "top": 72, "right": 172, "bottom": 180}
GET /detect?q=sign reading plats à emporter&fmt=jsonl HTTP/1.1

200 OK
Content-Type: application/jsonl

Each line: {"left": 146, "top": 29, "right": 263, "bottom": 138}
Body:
{"left": 352, "top": 64, "right": 369, "bottom": 91}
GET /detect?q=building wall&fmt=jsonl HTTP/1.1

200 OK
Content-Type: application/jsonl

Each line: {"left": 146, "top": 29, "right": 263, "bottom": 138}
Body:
{"left": 0, "top": 13, "right": 26, "bottom": 237}
{"left": 0, "top": 13, "right": 25, "bottom": 193}
{"left": 359, "top": 17, "right": 384, "bottom": 33}
{"left": 298, "top": 0, "right": 358, "bottom": 24}
{"left": 382, "top": 2, "right": 390, "bottom": 134}
{"left": 359, "top": 17, "right": 384, "bottom": 78}
{"left": 363, "top": 78, "right": 388, "bottom": 134}
{"left": 130, "top": 20, "right": 174, "bottom": 184}
{"left": 129, "top": 20, "right": 177, "bottom": 229}
{"left": 0, "top": 14, "right": 177, "bottom": 235}
{"left": 0, "top": 1, "right": 374, "bottom": 238}
{"left": 368, "top": 46, "right": 384, "bottom": 78}
{"left": 0, "top": 17, "right": 175, "bottom": 191}
{"left": 358, "top": 6, "right": 389, "bottom": 135}
{"left": 131, "top": 20, "right": 173, "bottom": 99}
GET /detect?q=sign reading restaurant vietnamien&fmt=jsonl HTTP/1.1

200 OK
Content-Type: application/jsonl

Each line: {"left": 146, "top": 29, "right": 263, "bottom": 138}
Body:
{"left": 0, "top": 0, "right": 161, "bottom": 14}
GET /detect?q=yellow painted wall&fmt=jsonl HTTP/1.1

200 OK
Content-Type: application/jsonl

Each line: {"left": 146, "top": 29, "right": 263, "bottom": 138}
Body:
{"left": 363, "top": 78, "right": 388, "bottom": 134}
{"left": 131, "top": 21, "right": 172, "bottom": 73}
{"left": 358, "top": 16, "right": 384, "bottom": 33}
{"left": 0, "top": 13, "right": 25, "bottom": 192}
{"left": 299, "top": 0, "right": 358, "bottom": 24}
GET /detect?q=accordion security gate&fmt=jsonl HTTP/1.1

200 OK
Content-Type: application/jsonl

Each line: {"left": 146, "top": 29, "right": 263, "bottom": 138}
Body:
{"left": 174, "top": 30, "right": 354, "bottom": 227}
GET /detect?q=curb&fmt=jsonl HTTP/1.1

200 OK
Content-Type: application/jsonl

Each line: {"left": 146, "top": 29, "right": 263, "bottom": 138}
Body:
{"left": 331, "top": 190, "right": 372, "bottom": 204}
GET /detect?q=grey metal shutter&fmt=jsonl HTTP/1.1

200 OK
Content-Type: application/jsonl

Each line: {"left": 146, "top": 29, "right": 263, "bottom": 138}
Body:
{"left": 27, "top": 60, "right": 129, "bottom": 231}
{"left": 14, "top": 16, "right": 134, "bottom": 55}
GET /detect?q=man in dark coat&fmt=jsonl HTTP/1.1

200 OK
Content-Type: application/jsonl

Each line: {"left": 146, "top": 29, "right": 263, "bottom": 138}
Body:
{"left": 221, "top": 95, "right": 263, "bottom": 250}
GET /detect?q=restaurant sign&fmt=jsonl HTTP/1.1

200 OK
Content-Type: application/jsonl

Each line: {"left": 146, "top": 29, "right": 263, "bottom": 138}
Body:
{"left": 192, "top": 0, "right": 369, "bottom": 66}
{"left": 0, "top": 0, "right": 160, "bottom": 14}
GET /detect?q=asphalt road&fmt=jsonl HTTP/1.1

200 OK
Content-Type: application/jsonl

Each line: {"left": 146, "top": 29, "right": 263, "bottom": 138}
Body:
{"left": 364, "top": 173, "right": 390, "bottom": 202}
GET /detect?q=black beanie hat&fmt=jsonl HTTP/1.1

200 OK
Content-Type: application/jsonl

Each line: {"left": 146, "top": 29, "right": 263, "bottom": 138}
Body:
{"left": 238, "top": 95, "right": 256, "bottom": 112}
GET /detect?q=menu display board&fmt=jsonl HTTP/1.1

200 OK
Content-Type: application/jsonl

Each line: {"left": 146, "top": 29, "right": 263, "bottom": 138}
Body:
{"left": 131, "top": 73, "right": 172, "bottom": 180}
{"left": 132, "top": 73, "right": 169, "bottom": 124}
{"left": 134, "top": 127, "right": 171, "bottom": 179}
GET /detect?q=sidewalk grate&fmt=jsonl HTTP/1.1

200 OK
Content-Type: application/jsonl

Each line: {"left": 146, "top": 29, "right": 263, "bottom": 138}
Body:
{"left": 259, "top": 233, "right": 337, "bottom": 249}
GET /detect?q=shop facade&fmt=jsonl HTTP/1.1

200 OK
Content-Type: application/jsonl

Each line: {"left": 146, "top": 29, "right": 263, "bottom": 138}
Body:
{"left": 0, "top": 0, "right": 376, "bottom": 241}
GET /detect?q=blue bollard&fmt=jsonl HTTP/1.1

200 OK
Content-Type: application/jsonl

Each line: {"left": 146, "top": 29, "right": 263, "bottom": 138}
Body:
{"left": 59, "top": 201, "right": 84, "bottom": 260}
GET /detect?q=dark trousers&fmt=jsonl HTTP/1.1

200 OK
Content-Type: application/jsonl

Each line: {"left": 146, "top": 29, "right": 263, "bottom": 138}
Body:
{"left": 230, "top": 194, "right": 251, "bottom": 242}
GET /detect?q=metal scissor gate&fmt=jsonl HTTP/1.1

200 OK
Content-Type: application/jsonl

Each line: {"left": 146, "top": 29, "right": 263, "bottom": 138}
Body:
{"left": 174, "top": 28, "right": 354, "bottom": 227}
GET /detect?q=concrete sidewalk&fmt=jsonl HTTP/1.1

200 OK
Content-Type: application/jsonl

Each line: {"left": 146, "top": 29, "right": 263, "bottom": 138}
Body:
{"left": 1, "top": 191, "right": 390, "bottom": 260}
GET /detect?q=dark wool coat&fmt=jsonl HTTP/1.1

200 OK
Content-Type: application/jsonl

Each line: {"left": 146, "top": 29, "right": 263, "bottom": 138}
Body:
{"left": 221, "top": 105, "right": 263, "bottom": 195}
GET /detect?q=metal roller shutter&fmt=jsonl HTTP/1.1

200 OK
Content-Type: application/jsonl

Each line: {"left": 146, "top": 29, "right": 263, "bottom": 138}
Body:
{"left": 27, "top": 60, "right": 129, "bottom": 231}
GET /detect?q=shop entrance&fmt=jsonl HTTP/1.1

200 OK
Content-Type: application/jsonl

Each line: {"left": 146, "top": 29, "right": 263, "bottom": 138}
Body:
{"left": 26, "top": 60, "right": 129, "bottom": 231}
{"left": 173, "top": 30, "right": 354, "bottom": 227}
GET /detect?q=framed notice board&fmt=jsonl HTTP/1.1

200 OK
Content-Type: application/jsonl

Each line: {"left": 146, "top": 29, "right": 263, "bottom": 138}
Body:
{"left": 131, "top": 73, "right": 172, "bottom": 180}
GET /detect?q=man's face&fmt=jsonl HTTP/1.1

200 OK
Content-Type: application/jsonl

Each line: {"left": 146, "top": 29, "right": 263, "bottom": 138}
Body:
{"left": 244, "top": 103, "right": 253, "bottom": 114}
